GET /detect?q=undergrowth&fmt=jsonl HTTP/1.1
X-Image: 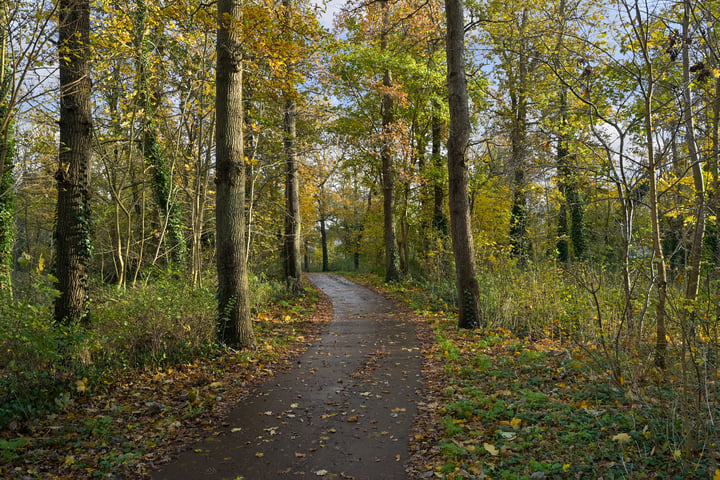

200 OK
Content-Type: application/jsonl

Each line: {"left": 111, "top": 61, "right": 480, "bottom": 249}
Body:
{"left": 0, "top": 271, "right": 290, "bottom": 430}
{"left": 354, "top": 265, "right": 720, "bottom": 479}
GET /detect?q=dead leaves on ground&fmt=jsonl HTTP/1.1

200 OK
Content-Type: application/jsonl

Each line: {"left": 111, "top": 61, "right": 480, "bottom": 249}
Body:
{"left": 0, "top": 292, "right": 332, "bottom": 480}
{"left": 405, "top": 313, "right": 720, "bottom": 479}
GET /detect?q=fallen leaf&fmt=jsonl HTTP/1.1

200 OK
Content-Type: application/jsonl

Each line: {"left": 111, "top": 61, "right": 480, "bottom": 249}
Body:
{"left": 255, "top": 452, "right": 264, "bottom": 458}
{"left": 75, "top": 378, "right": 88, "bottom": 394}
{"left": 315, "top": 469, "right": 328, "bottom": 476}
{"left": 295, "top": 452, "right": 306, "bottom": 458}
{"left": 346, "top": 416, "right": 359, "bottom": 423}
{"left": 612, "top": 433, "right": 631, "bottom": 443}
{"left": 231, "top": 427, "right": 243, "bottom": 433}
{"left": 483, "top": 443, "right": 499, "bottom": 456}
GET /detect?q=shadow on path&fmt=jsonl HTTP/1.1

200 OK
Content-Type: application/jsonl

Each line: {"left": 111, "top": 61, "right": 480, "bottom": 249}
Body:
{"left": 152, "top": 273, "right": 422, "bottom": 480}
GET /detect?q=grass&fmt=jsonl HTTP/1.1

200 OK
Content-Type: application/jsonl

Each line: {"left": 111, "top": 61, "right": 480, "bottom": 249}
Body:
{"left": 408, "top": 316, "right": 718, "bottom": 479}
{"left": 353, "top": 271, "right": 720, "bottom": 480}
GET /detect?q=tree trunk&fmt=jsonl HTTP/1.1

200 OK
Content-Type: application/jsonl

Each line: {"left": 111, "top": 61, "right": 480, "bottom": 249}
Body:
{"left": 134, "top": 1, "right": 186, "bottom": 270}
{"left": 0, "top": 22, "right": 14, "bottom": 292}
{"left": 380, "top": 0, "right": 400, "bottom": 283}
{"left": 215, "top": 0, "right": 254, "bottom": 348}
{"left": 681, "top": 0, "right": 705, "bottom": 301}
{"left": 320, "top": 215, "right": 329, "bottom": 272}
{"left": 445, "top": 0, "right": 482, "bottom": 329}
{"left": 556, "top": 89, "right": 587, "bottom": 263}
{"left": 431, "top": 108, "right": 448, "bottom": 235}
{"left": 54, "top": 0, "right": 92, "bottom": 326}
{"left": 508, "top": 16, "right": 530, "bottom": 263}
{"left": 283, "top": 97, "right": 303, "bottom": 292}
{"left": 282, "top": 0, "right": 302, "bottom": 293}
{"left": 634, "top": 16, "right": 668, "bottom": 367}
{"left": 712, "top": 78, "right": 720, "bottom": 275}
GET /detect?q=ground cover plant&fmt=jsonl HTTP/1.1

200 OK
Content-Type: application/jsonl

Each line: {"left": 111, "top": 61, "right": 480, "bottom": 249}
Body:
{"left": 0, "top": 276, "right": 332, "bottom": 479}
{"left": 351, "top": 272, "right": 720, "bottom": 480}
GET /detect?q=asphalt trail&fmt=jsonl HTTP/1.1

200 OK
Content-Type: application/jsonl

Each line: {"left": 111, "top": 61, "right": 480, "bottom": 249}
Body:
{"left": 152, "top": 273, "right": 422, "bottom": 480}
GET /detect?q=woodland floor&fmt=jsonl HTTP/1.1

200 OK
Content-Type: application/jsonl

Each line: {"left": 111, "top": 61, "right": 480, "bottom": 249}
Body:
{"left": 1, "top": 273, "right": 718, "bottom": 479}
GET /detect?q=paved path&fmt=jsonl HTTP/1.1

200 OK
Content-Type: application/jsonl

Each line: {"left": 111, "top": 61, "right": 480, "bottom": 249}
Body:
{"left": 152, "top": 273, "right": 422, "bottom": 480}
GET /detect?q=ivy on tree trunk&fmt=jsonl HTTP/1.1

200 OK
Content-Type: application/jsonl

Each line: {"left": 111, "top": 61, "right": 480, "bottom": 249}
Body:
{"left": 215, "top": 0, "right": 254, "bottom": 348}
{"left": 0, "top": 22, "right": 14, "bottom": 292}
{"left": 54, "top": 0, "right": 93, "bottom": 326}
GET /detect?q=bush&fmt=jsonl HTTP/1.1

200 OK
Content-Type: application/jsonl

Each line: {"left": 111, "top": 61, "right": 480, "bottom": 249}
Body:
{"left": 0, "top": 270, "right": 294, "bottom": 429}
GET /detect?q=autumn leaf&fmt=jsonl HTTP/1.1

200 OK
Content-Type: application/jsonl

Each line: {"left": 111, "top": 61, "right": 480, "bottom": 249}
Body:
{"left": 483, "top": 443, "right": 499, "bottom": 456}
{"left": 75, "top": 377, "right": 88, "bottom": 394}
{"left": 612, "top": 433, "right": 631, "bottom": 444}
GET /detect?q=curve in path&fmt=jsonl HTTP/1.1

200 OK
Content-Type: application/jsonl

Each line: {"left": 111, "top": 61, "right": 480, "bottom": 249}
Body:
{"left": 152, "top": 273, "right": 422, "bottom": 480}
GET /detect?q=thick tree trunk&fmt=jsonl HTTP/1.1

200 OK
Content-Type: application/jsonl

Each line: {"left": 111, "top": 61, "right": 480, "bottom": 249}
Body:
{"left": 380, "top": 0, "right": 400, "bottom": 283}
{"left": 282, "top": 0, "right": 302, "bottom": 293}
{"left": 283, "top": 97, "right": 303, "bottom": 292}
{"left": 54, "top": 0, "right": 92, "bottom": 326}
{"left": 215, "top": 0, "right": 254, "bottom": 348}
{"left": 445, "top": 0, "right": 482, "bottom": 329}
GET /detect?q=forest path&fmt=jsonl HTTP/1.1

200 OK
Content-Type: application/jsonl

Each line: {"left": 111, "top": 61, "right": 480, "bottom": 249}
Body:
{"left": 152, "top": 273, "right": 422, "bottom": 480}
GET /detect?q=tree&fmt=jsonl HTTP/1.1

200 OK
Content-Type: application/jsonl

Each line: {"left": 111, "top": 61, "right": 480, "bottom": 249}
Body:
{"left": 0, "top": 0, "right": 14, "bottom": 292}
{"left": 379, "top": 0, "right": 401, "bottom": 282}
{"left": 54, "top": 0, "right": 93, "bottom": 326}
{"left": 282, "top": 0, "right": 303, "bottom": 293}
{"left": 215, "top": 0, "right": 254, "bottom": 348}
{"left": 133, "top": 0, "right": 187, "bottom": 271}
{"left": 445, "top": 0, "right": 482, "bottom": 329}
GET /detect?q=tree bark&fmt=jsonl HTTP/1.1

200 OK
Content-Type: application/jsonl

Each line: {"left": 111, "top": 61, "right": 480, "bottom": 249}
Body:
{"left": 380, "top": 0, "right": 401, "bottom": 283}
{"left": 0, "top": 19, "right": 14, "bottom": 292}
{"left": 431, "top": 107, "right": 448, "bottom": 235}
{"left": 320, "top": 215, "right": 329, "bottom": 272}
{"left": 282, "top": 0, "right": 302, "bottom": 293}
{"left": 508, "top": 13, "right": 530, "bottom": 263}
{"left": 215, "top": 0, "right": 254, "bottom": 348}
{"left": 681, "top": 0, "right": 704, "bottom": 301}
{"left": 134, "top": 1, "right": 186, "bottom": 270}
{"left": 445, "top": 0, "right": 482, "bottom": 329}
{"left": 54, "top": 0, "right": 92, "bottom": 326}
{"left": 629, "top": 0, "right": 668, "bottom": 368}
{"left": 283, "top": 97, "right": 303, "bottom": 292}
